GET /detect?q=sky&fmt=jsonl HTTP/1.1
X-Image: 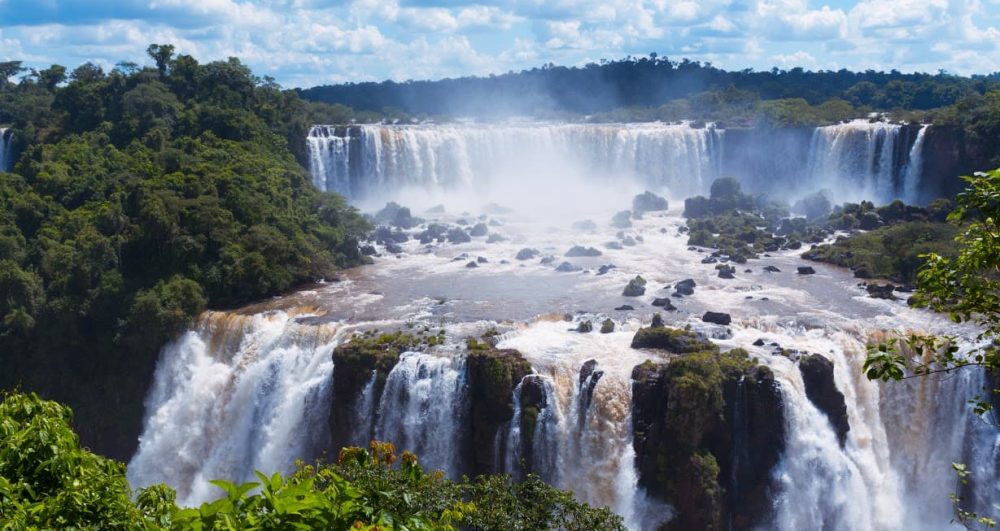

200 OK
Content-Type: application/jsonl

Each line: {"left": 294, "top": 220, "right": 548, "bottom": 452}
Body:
{"left": 1, "top": 0, "right": 999, "bottom": 88}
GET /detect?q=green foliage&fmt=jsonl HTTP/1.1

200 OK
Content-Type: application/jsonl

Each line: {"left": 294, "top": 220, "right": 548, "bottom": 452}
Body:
{"left": 630, "top": 325, "right": 720, "bottom": 353}
{"left": 0, "top": 393, "right": 622, "bottom": 530}
{"left": 0, "top": 45, "right": 371, "bottom": 458}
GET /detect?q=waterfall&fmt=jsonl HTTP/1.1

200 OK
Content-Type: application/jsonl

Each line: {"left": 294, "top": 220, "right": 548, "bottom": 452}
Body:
{"left": 0, "top": 128, "right": 12, "bottom": 171}
{"left": 127, "top": 311, "right": 343, "bottom": 506}
{"left": 902, "top": 125, "right": 929, "bottom": 204}
{"left": 806, "top": 120, "right": 914, "bottom": 203}
{"left": 349, "top": 371, "right": 379, "bottom": 447}
{"left": 306, "top": 123, "right": 724, "bottom": 200}
{"left": 373, "top": 352, "right": 468, "bottom": 477}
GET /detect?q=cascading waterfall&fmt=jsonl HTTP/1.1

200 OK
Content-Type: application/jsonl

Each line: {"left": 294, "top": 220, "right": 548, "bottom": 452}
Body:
{"left": 0, "top": 127, "right": 12, "bottom": 171}
{"left": 902, "top": 125, "right": 929, "bottom": 204}
{"left": 127, "top": 311, "right": 344, "bottom": 506}
{"left": 806, "top": 120, "right": 916, "bottom": 203}
{"left": 373, "top": 352, "right": 468, "bottom": 478}
{"left": 307, "top": 123, "right": 723, "bottom": 200}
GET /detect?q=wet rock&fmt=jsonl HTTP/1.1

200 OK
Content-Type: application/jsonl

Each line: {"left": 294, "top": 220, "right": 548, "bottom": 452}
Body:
{"left": 565, "top": 245, "right": 602, "bottom": 257}
{"left": 612, "top": 210, "right": 633, "bottom": 228}
{"left": 516, "top": 248, "right": 540, "bottom": 260}
{"left": 486, "top": 233, "right": 506, "bottom": 243}
{"left": 477, "top": 256, "right": 488, "bottom": 264}
{"left": 447, "top": 227, "right": 471, "bottom": 244}
{"left": 674, "top": 278, "right": 696, "bottom": 296}
{"left": 451, "top": 253, "right": 469, "bottom": 261}
{"left": 597, "top": 264, "right": 616, "bottom": 275}
{"left": 744, "top": 268, "right": 753, "bottom": 273}
{"left": 866, "top": 283, "right": 897, "bottom": 300}
{"left": 622, "top": 236, "right": 638, "bottom": 246}
{"left": 470, "top": 223, "right": 489, "bottom": 237}
{"left": 615, "top": 305, "right": 634, "bottom": 311}
{"left": 600, "top": 319, "right": 615, "bottom": 334}
{"left": 633, "top": 191, "right": 669, "bottom": 213}
{"left": 852, "top": 264, "right": 873, "bottom": 279}
{"left": 650, "top": 313, "right": 665, "bottom": 328}
{"left": 630, "top": 326, "right": 718, "bottom": 353}
{"left": 701, "top": 256, "right": 718, "bottom": 264}
{"left": 763, "top": 265, "right": 781, "bottom": 273}
{"left": 540, "top": 255, "right": 555, "bottom": 265}
{"left": 465, "top": 261, "right": 478, "bottom": 268}
{"left": 555, "top": 261, "right": 582, "bottom": 272}
{"left": 373, "top": 225, "right": 409, "bottom": 244}
{"left": 651, "top": 298, "right": 677, "bottom": 311}
{"left": 797, "top": 266, "right": 816, "bottom": 275}
{"left": 605, "top": 241, "right": 624, "bottom": 250}
{"left": 467, "top": 348, "right": 533, "bottom": 475}
{"left": 717, "top": 265, "right": 736, "bottom": 279}
{"left": 385, "top": 242, "right": 403, "bottom": 254}
{"left": 374, "top": 201, "right": 421, "bottom": 229}
{"left": 623, "top": 275, "right": 647, "bottom": 297}
{"left": 360, "top": 244, "right": 377, "bottom": 256}
{"left": 572, "top": 219, "right": 598, "bottom": 232}
{"left": 575, "top": 320, "right": 593, "bottom": 333}
{"left": 752, "top": 338, "right": 766, "bottom": 346}
{"left": 798, "top": 354, "right": 850, "bottom": 447}
{"left": 702, "top": 311, "right": 732, "bottom": 326}
{"left": 894, "top": 284, "right": 915, "bottom": 293}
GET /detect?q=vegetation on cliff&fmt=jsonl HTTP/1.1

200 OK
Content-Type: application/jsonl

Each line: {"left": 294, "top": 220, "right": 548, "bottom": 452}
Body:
{"left": 0, "top": 46, "right": 370, "bottom": 458}
{"left": 0, "top": 391, "right": 624, "bottom": 530}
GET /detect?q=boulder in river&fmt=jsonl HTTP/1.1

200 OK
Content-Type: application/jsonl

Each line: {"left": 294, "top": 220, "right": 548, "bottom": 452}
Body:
{"left": 447, "top": 227, "right": 471, "bottom": 244}
{"left": 798, "top": 354, "right": 850, "bottom": 447}
{"left": 623, "top": 276, "right": 647, "bottom": 297}
{"left": 866, "top": 283, "right": 896, "bottom": 300}
{"left": 651, "top": 298, "right": 677, "bottom": 311}
{"left": 555, "top": 261, "right": 582, "bottom": 272}
{"left": 516, "top": 248, "right": 540, "bottom": 260}
{"left": 565, "top": 245, "right": 602, "bottom": 257}
{"left": 702, "top": 311, "right": 732, "bottom": 326}
{"left": 615, "top": 305, "right": 634, "bottom": 311}
{"left": 763, "top": 265, "right": 781, "bottom": 273}
{"left": 633, "top": 191, "right": 669, "bottom": 214}
{"left": 631, "top": 325, "right": 717, "bottom": 353}
{"left": 572, "top": 219, "right": 598, "bottom": 232}
{"left": 597, "top": 264, "right": 617, "bottom": 275}
{"left": 674, "top": 278, "right": 696, "bottom": 296}
{"left": 469, "top": 223, "right": 489, "bottom": 237}
{"left": 612, "top": 210, "right": 633, "bottom": 228}
{"left": 797, "top": 266, "right": 816, "bottom": 275}
{"left": 575, "top": 320, "right": 593, "bottom": 333}
{"left": 600, "top": 319, "right": 615, "bottom": 334}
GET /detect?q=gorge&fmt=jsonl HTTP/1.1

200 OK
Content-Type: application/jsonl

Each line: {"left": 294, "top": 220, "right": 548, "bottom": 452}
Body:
{"left": 125, "top": 121, "right": 999, "bottom": 530}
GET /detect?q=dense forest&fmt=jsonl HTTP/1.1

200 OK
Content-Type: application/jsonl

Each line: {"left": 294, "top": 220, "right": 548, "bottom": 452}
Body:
{"left": 0, "top": 46, "right": 373, "bottom": 459}
{"left": 299, "top": 55, "right": 1000, "bottom": 123}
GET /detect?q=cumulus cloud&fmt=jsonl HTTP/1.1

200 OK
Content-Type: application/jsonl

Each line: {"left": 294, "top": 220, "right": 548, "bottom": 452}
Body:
{"left": 1, "top": 0, "right": 998, "bottom": 86}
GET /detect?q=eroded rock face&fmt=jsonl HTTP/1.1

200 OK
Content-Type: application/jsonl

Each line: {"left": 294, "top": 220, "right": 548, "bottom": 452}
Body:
{"left": 798, "top": 354, "right": 850, "bottom": 447}
{"left": 466, "top": 348, "right": 533, "bottom": 476}
{"left": 631, "top": 352, "right": 786, "bottom": 530}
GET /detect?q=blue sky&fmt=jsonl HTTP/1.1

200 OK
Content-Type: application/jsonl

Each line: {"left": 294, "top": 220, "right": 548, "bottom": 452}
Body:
{"left": 1, "top": 0, "right": 999, "bottom": 88}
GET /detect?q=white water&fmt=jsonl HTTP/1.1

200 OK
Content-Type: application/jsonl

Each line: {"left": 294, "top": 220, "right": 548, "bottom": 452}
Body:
{"left": 0, "top": 127, "right": 12, "bottom": 171}
{"left": 807, "top": 120, "right": 908, "bottom": 204}
{"left": 307, "top": 123, "right": 723, "bottom": 202}
{"left": 902, "top": 125, "right": 930, "bottom": 204}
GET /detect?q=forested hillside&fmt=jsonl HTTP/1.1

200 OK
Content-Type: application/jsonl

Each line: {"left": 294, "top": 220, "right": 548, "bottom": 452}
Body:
{"left": 0, "top": 46, "right": 371, "bottom": 459}
{"left": 300, "top": 55, "right": 1000, "bottom": 121}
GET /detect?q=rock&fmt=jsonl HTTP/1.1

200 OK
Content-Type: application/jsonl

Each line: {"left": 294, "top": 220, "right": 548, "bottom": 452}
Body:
{"left": 752, "top": 338, "right": 766, "bottom": 346}
{"left": 465, "top": 261, "right": 478, "bottom": 268}
{"left": 360, "top": 244, "right": 377, "bottom": 256}
{"left": 702, "top": 311, "right": 732, "bottom": 326}
{"left": 486, "top": 234, "right": 506, "bottom": 243}
{"left": 374, "top": 201, "right": 420, "bottom": 229}
{"left": 385, "top": 242, "right": 403, "bottom": 254}
{"left": 701, "top": 256, "right": 718, "bottom": 264}
{"left": 630, "top": 326, "right": 718, "bottom": 353}
{"left": 674, "top": 278, "right": 696, "bottom": 296}
{"left": 744, "top": 269, "right": 753, "bottom": 273}
{"left": 622, "top": 236, "right": 637, "bottom": 246}
{"left": 373, "top": 225, "right": 408, "bottom": 244}
{"left": 612, "top": 210, "right": 633, "bottom": 228}
{"left": 650, "top": 313, "right": 665, "bottom": 328}
{"left": 763, "top": 265, "right": 781, "bottom": 273}
{"left": 565, "top": 245, "right": 602, "bottom": 257}
{"left": 447, "top": 227, "right": 471, "bottom": 244}
{"left": 852, "top": 265, "right": 873, "bottom": 279}
{"left": 894, "top": 284, "right": 915, "bottom": 293}
{"left": 615, "top": 305, "right": 634, "bottom": 311}
{"left": 798, "top": 354, "right": 850, "bottom": 447}
{"left": 470, "top": 223, "right": 489, "bottom": 237}
{"left": 572, "top": 219, "right": 598, "bottom": 232}
{"left": 605, "top": 241, "right": 624, "bottom": 250}
{"left": 539, "top": 255, "right": 555, "bottom": 265}
{"left": 797, "top": 266, "right": 816, "bottom": 275}
{"left": 600, "top": 319, "right": 615, "bottom": 334}
{"left": 555, "top": 261, "right": 582, "bottom": 272}
{"left": 477, "top": 256, "right": 488, "bottom": 264}
{"left": 515, "top": 248, "right": 540, "bottom": 260}
{"left": 866, "top": 283, "right": 896, "bottom": 300}
{"left": 597, "top": 264, "right": 616, "bottom": 275}
{"left": 466, "top": 348, "right": 533, "bottom": 474}
{"left": 651, "top": 298, "right": 677, "bottom": 311}
{"left": 623, "top": 275, "right": 647, "bottom": 297}
{"left": 633, "top": 191, "right": 669, "bottom": 213}
{"left": 575, "top": 320, "right": 593, "bottom": 333}
{"left": 717, "top": 265, "right": 736, "bottom": 279}
{"left": 578, "top": 360, "right": 605, "bottom": 410}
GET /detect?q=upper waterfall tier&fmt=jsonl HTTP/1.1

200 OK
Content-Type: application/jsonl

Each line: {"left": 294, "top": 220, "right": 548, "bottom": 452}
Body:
{"left": 307, "top": 121, "right": 933, "bottom": 205}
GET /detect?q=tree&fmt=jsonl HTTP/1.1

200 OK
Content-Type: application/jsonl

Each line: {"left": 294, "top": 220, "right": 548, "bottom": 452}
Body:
{"left": 146, "top": 44, "right": 175, "bottom": 78}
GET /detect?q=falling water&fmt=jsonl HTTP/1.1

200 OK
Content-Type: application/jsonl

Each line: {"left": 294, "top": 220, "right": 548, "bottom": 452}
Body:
{"left": 902, "top": 125, "right": 929, "bottom": 204}
{"left": 806, "top": 120, "right": 911, "bottom": 203}
{"left": 306, "top": 123, "right": 724, "bottom": 200}
{"left": 0, "top": 128, "right": 12, "bottom": 171}
{"left": 127, "top": 311, "right": 343, "bottom": 506}
{"left": 373, "top": 352, "right": 468, "bottom": 478}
